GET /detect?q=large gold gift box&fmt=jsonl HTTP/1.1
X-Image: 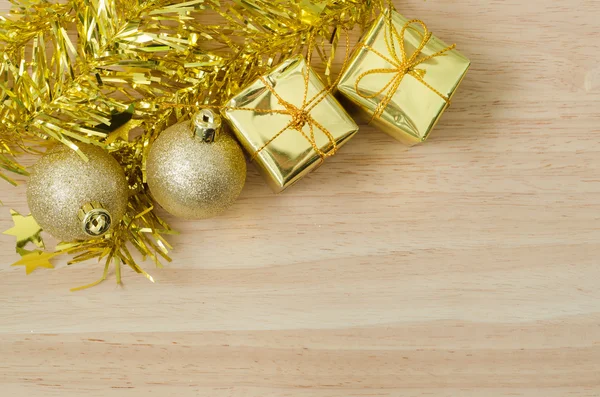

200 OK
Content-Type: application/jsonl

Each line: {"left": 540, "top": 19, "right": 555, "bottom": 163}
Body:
{"left": 337, "top": 10, "right": 470, "bottom": 146}
{"left": 223, "top": 55, "right": 359, "bottom": 193}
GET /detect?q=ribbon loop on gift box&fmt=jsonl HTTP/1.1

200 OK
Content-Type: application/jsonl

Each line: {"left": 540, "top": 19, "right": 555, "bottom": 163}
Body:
{"left": 354, "top": 13, "right": 457, "bottom": 122}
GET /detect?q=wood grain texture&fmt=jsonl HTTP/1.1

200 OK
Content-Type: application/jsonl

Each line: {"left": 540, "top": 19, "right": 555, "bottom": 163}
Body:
{"left": 1, "top": 0, "right": 599, "bottom": 396}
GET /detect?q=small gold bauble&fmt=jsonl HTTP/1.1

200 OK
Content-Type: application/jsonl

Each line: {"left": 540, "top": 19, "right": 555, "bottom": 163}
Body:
{"left": 146, "top": 110, "right": 246, "bottom": 219}
{"left": 26, "top": 144, "right": 129, "bottom": 241}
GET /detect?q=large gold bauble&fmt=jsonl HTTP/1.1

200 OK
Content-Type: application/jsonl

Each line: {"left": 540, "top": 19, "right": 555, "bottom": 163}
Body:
{"left": 26, "top": 144, "right": 129, "bottom": 241}
{"left": 146, "top": 114, "right": 246, "bottom": 220}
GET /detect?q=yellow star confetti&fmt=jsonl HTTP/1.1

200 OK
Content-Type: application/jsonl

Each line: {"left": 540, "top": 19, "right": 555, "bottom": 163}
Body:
{"left": 3, "top": 209, "right": 45, "bottom": 250}
{"left": 105, "top": 120, "right": 143, "bottom": 145}
{"left": 11, "top": 250, "right": 57, "bottom": 274}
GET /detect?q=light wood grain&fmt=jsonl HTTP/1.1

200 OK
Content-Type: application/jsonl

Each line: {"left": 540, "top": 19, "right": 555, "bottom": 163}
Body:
{"left": 1, "top": 0, "right": 599, "bottom": 396}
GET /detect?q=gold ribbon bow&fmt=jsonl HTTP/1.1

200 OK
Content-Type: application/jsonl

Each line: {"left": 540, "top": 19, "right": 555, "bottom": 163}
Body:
{"left": 355, "top": 14, "right": 457, "bottom": 122}
{"left": 229, "top": 31, "right": 351, "bottom": 161}
{"left": 250, "top": 72, "right": 339, "bottom": 160}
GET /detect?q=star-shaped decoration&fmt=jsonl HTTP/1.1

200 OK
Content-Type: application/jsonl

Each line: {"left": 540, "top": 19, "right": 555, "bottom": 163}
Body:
{"left": 99, "top": 105, "right": 142, "bottom": 145}
{"left": 3, "top": 209, "right": 44, "bottom": 250}
{"left": 105, "top": 119, "right": 143, "bottom": 145}
{"left": 11, "top": 249, "right": 57, "bottom": 274}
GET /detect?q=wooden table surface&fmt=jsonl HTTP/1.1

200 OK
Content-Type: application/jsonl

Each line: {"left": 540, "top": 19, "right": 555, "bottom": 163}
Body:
{"left": 1, "top": 0, "right": 599, "bottom": 396}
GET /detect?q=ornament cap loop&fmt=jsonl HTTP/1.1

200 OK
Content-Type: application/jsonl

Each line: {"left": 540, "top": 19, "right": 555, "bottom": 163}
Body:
{"left": 78, "top": 202, "right": 112, "bottom": 238}
{"left": 192, "top": 109, "right": 222, "bottom": 143}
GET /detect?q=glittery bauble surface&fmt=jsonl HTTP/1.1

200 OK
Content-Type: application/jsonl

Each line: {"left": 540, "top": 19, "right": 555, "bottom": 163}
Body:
{"left": 27, "top": 144, "right": 129, "bottom": 241}
{"left": 146, "top": 121, "right": 247, "bottom": 219}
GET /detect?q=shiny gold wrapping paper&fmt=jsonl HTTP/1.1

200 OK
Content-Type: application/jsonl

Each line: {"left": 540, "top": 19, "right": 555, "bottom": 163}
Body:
{"left": 338, "top": 10, "right": 470, "bottom": 146}
{"left": 223, "top": 56, "right": 359, "bottom": 193}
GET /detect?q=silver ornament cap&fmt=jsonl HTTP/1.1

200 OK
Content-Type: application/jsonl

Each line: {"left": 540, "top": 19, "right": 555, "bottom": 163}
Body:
{"left": 78, "top": 202, "right": 112, "bottom": 237}
{"left": 192, "top": 109, "right": 222, "bottom": 142}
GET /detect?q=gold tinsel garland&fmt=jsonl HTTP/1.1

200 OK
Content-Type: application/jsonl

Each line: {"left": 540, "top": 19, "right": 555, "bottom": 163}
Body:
{"left": 0, "top": 0, "right": 383, "bottom": 289}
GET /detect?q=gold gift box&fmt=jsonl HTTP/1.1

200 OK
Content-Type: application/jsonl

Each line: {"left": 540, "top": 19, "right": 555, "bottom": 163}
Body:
{"left": 223, "top": 55, "right": 359, "bottom": 193}
{"left": 338, "top": 10, "right": 470, "bottom": 146}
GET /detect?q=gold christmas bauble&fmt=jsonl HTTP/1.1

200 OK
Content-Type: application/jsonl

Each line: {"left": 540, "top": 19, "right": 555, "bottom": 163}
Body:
{"left": 146, "top": 110, "right": 246, "bottom": 219}
{"left": 26, "top": 144, "right": 129, "bottom": 241}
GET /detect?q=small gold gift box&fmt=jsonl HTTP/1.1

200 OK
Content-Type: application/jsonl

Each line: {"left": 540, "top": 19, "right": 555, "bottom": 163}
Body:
{"left": 223, "top": 55, "right": 359, "bottom": 193}
{"left": 338, "top": 10, "right": 470, "bottom": 146}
